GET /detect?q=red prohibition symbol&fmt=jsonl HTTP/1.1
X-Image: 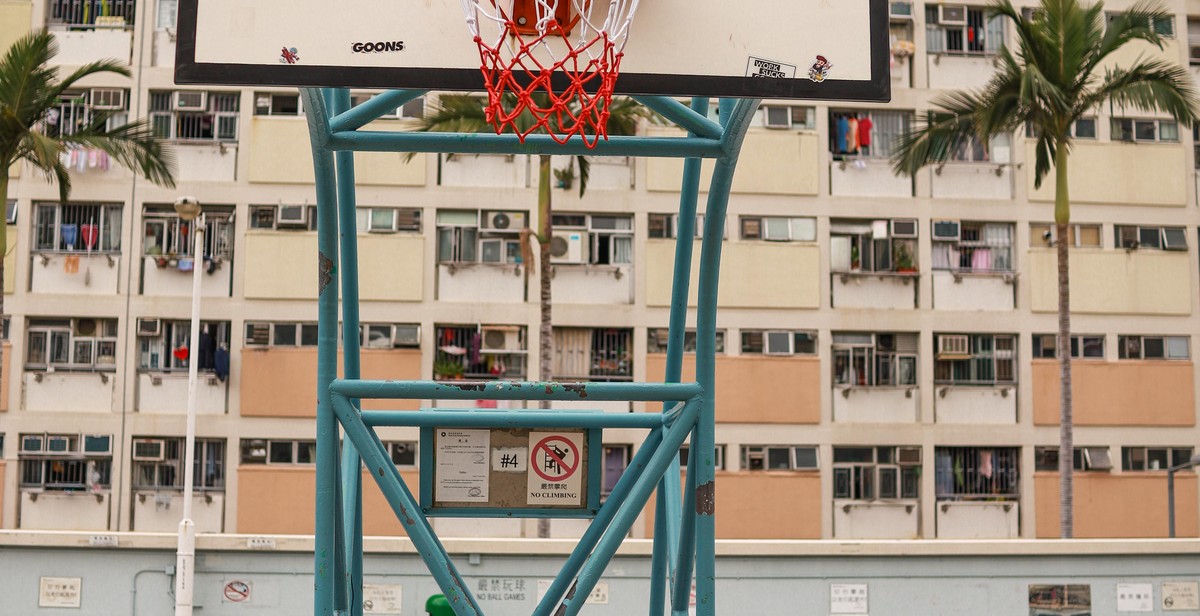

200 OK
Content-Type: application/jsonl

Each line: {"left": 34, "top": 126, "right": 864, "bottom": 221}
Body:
{"left": 532, "top": 436, "right": 579, "bottom": 482}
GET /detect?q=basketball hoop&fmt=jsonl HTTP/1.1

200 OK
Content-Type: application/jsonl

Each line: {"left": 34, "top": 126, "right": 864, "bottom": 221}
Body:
{"left": 461, "top": 0, "right": 641, "bottom": 147}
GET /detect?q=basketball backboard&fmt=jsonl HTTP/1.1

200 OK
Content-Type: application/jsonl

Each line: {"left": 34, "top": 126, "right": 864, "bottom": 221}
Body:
{"left": 175, "top": 0, "right": 891, "bottom": 102}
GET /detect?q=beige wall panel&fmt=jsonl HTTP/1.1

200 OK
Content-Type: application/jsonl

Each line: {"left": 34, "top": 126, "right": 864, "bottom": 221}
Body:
{"left": 241, "top": 348, "right": 422, "bottom": 417}
{"left": 1029, "top": 250, "right": 1192, "bottom": 315}
{"left": 1032, "top": 360, "right": 1195, "bottom": 426}
{"left": 645, "top": 128, "right": 819, "bottom": 195}
{"left": 1034, "top": 472, "right": 1198, "bottom": 538}
{"left": 0, "top": 2, "right": 32, "bottom": 52}
{"left": 243, "top": 232, "right": 317, "bottom": 298}
{"left": 646, "top": 354, "right": 821, "bottom": 424}
{"left": 247, "top": 119, "right": 424, "bottom": 185}
{"left": 1100, "top": 38, "right": 1181, "bottom": 74}
{"left": 1026, "top": 142, "right": 1187, "bottom": 206}
{"left": 645, "top": 240, "right": 820, "bottom": 309}
{"left": 359, "top": 235, "right": 424, "bottom": 301}
{"left": 645, "top": 473, "right": 822, "bottom": 539}
{"left": 237, "top": 466, "right": 418, "bottom": 534}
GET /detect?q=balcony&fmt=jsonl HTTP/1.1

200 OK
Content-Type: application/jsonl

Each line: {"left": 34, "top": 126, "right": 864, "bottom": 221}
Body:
{"left": 936, "top": 501, "right": 1019, "bottom": 539}
{"left": 131, "top": 492, "right": 224, "bottom": 532}
{"left": 927, "top": 54, "right": 996, "bottom": 91}
{"left": 1029, "top": 249, "right": 1191, "bottom": 315}
{"left": 931, "top": 162, "right": 1013, "bottom": 200}
{"left": 19, "top": 491, "right": 109, "bottom": 530}
{"left": 833, "top": 501, "right": 920, "bottom": 539}
{"left": 833, "top": 386, "right": 918, "bottom": 423}
{"left": 645, "top": 240, "right": 820, "bottom": 309}
{"left": 437, "top": 262, "right": 524, "bottom": 303}
{"left": 1034, "top": 473, "right": 1197, "bottom": 538}
{"left": 137, "top": 373, "right": 227, "bottom": 414}
{"left": 830, "top": 158, "right": 912, "bottom": 198}
{"left": 931, "top": 271, "right": 1016, "bottom": 311}
{"left": 1026, "top": 141, "right": 1187, "bottom": 207}
{"left": 141, "top": 256, "right": 232, "bottom": 297}
{"left": 892, "top": 53, "right": 912, "bottom": 90}
{"left": 1032, "top": 360, "right": 1194, "bottom": 426}
{"left": 47, "top": 25, "right": 132, "bottom": 66}
{"left": 174, "top": 143, "right": 238, "bottom": 182}
{"left": 31, "top": 253, "right": 121, "bottom": 295}
{"left": 550, "top": 264, "right": 633, "bottom": 305}
{"left": 934, "top": 385, "right": 1016, "bottom": 423}
{"left": 25, "top": 371, "right": 115, "bottom": 412}
{"left": 241, "top": 348, "right": 422, "bottom": 417}
{"left": 831, "top": 272, "right": 918, "bottom": 309}
{"left": 441, "top": 154, "right": 528, "bottom": 188}
{"left": 552, "top": 155, "right": 633, "bottom": 191}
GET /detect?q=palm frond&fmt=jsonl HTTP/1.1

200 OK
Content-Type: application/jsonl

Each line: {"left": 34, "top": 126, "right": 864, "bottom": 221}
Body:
{"left": 63, "top": 119, "right": 177, "bottom": 189}
{"left": 1082, "top": 59, "right": 1199, "bottom": 125}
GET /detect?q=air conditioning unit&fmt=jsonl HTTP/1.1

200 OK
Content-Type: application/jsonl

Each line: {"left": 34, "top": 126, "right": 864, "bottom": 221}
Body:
{"left": 74, "top": 318, "right": 98, "bottom": 337}
{"left": 137, "top": 318, "right": 161, "bottom": 337}
{"left": 891, "top": 219, "right": 918, "bottom": 238}
{"left": 938, "top": 4, "right": 967, "bottom": 25}
{"left": 172, "top": 90, "right": 207, "bottom": 111}
{"left": 550, "top": 231, "right": 587, "bottom": 264}
{"left": 937, "top": 334, "right": 970, "bottom": 358}
{"left": 481, "top": 326, "right": 521, "bottom": 352}
{"left": 485, "top": 211, "right": 526, "bottom": 231}
{"left": 132, "top": 439, "right": 166, "bottom": 462}
{"left": 90, "top": 88, "right": 126, "bottom": 110}
{"left": 932, "top": 220, "right": 961, "bottom": 241}
{"left": 392, "top": 324, "right": 420, "bottom": 347}
{"left": 890, "top": 1, "right": 914, "bottom": 19}
{"left": 277, "top": 204, "right": 309, "bottom": 227}
{"left": 898, "top": 447, "right": 922, "bottom": 465}
{"left": 763, "top": 106, "right": 791, "bottom": 129}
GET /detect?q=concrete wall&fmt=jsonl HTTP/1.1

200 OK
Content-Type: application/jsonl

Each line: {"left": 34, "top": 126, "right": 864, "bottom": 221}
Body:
{"left": 19, "top": 492, "right": 109, "bottom": 530}
{"left": 131, "top": 493, "right": 224, "bottom": 533}
{"left": 927, "top": 55, "right": 996, "bottom": 91}
{"left": 24, "top": 372, "right": 115, "bottom": 413}
{"left": 141, "top": 256, "right": 232, "bottom": 297}
{"left": 645, "top": 241, "right": 820, "bottom": 309}
{"left": 49, "top": 28, "right": 131, "bottom": 66}
{"left": 931, "top": 272, "right": 1015, "bottom": 311}
{"left": 1034, "top": 473, "right": 1198, "bottom": 538}
{"left": 174, "top": 144, "right": 239, "bottom": 183}
{"left": 931, "top": 164, "right": 1013, "bottom": 200}
{"left": 1027, "top": 141, "right": 1187, "bottom": 206}
{"left": 830, "top": 159, "right": 912, "bottom": 198}
{"left": 241, "top": 348, "right": 422, "bottom": 417}
{"left": 644, "top": 473, "right": 822, "bottom": 539}
{"left": 831, "top": 274, "right": 917, "bottom": 310}
{"left": 646, "top": 129, "right": 820, "bottom": 195}
{"left": 246, "top": 118, "right": 426, "bottom": 185}
{"left": 645, "top": 354, "right": 821, "bottom": 424}
{"left": 834, "top": 501, "right": 920, "bottom": 539}
{"left": 936, "top": 501, "right": 1019, "bottom": 539}
{"left": 833, "top": 387, "right": 919, "bottom": 423}
{"left": 437, "top": 263, "right": 524, "bottom": 303}
{"left": 550, "top": 266, "right": 632, "bottom": 305}
{"left": 1028, "top": 249, "right": 1192, "bottom": 315}
{"left": 30, "top": 254, "right": 121, "bottom": 295}
{"left": 935, "top": 386, "right": 1016, "bottom": 424}
{"left": 243, "top": 233, "right": 423, "bottom": 301}
{"left": 138, "top": 373, "right": 227, "bottom": 414}
{"left": 1032, "top": 360, "right": 1195, "bottom": 426}
{"left": 236, "top": 467, "right": 418, "bottom": 535}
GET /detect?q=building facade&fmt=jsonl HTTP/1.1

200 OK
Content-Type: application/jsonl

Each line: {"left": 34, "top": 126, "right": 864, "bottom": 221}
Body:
{"left": 0, "top": 0, "right": 1199, "bottom": 540}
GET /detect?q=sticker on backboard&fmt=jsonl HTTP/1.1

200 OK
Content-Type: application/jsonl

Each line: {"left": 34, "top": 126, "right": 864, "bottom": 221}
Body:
{"left": 527, "top": 431, "right": 583, "bottom": 505}
{"left": 436, "top": 429, "right": 490, "bottom": 502}
{"left": 808, "top": 55, "right": 833, "bottom": 82}
{"left": 746, "top": 56, "right": 796, "bottom": 79}
{"left": 280, "top": 47, "right": 300, "bottom": 64}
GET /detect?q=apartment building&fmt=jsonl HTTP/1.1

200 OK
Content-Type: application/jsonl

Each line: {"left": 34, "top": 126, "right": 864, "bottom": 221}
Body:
{"left": 0, "top": 0, "right": 1199, "bottom": 541}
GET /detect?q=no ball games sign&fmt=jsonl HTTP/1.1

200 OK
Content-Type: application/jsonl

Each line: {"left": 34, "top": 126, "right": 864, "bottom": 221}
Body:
{"left": 527, "top": 431, "right": 584, "bottom": 506}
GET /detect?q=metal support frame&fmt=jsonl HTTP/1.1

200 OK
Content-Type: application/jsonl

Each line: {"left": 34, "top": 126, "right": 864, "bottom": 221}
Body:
{"left": 303, "top": 87, "right": 760, "bottom": 616}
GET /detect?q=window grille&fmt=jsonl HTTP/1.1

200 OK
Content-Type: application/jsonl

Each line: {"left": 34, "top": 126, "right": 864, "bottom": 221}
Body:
{"left": 49, "top": 0, "right": 136, "bottom": 26}
{"left": 34, "top": 203, "right": 122, "bottom": 253}
{"left": 133, "top": 438, "right": 225, "bottom": 490}
{"left": 934, "top": 447, "right": 1019, "bottom": 499}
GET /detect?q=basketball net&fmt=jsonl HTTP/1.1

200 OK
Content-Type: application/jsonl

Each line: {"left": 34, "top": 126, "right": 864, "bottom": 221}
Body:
{"left": 461, "top": 0, "right": 641, "bottom": 147}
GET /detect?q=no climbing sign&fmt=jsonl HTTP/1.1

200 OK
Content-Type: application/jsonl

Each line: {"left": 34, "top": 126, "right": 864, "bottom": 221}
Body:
{"left": 527, "top": 431, "right": 584, "bottom": 506}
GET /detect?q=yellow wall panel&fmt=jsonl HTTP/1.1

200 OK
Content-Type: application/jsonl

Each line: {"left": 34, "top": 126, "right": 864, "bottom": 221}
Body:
{"left": 247, "top": 118, "right": 425, "bottom": 185}
{"left": 0, "top": 2, "right": 32, "bottom": 53}
{"left": 1029, "top": 249, "right": 1192, "bottom": 315}
{"left": 1026, "top": 141, "right": 1187, "bottom": 206}
{"left": 646, "top": 128, "right": 819, "bottom": 195}
{"left": 645, "top": 240, "right": 820, "bottom": 309}
{"left": 243, "top": 232, "right": 317, "bottom": 299}
{"left": 358, "top": 235, "right": 424, "bottom": 301}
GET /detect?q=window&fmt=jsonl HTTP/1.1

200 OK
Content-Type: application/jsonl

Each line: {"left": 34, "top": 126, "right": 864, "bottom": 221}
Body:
{"left": 42, "top": 90, "right": 129, "bottom": 138}
{"left": 34, "top": 202, "right": 122, "bottom": 253}
{"left": 829, "top": 109, "right": 911, "bottom": 159}
{"left": 740, "top": 446, "right": 819, "bottom": 471}
{"left": 553, "top": 328, "right": 633, "bottom": 381}
{"left": 1107, "top": 12, "right": 1174, "bottom": 37}
{"left": 1114, "top": 225, "right": 1188, "bottom": 251}
{"left": 647, "top": 213, "right": 713, "bottom": 239}
{"left": 926, "top": 5, "right": 1005, "bottom": 54}
{"left": 1111, "top": 118, "right": 1179, "bottom": 142}
{"left": 758, "top": 105, "right": 816, "bottom": 130}
{"left": 149, "top": 91, "right": 240, "bottom": 141}
{"left": 1036, "top": 446, "right": 1113, "bottom": 471}
{"left": 142, "top": 206, "right": 234, "bottom": 260}
{"left": 355, "top": 207, "right": 422, "bottom": 234}
{"left": 833, "top": 446, "right": 921, "bottom": 500}
{"left": 833, "top": 333, "right": 918, "bottom": 387}
{"left": 647, "top": 329, "right": 726, "bottom": 354}
{"left": 240, "top": 439, "right": 316, "bottom": 465}
{"left": 389, "top": 441, "right": 418, "bottom": 467}
{"left": 600, "top": 445, "right": 632, "bottom": 498}
{"left": 132, "top": 438, "right": 225, "bottom": 490}
{"left": 350, "top": 93, "right": 425, "bottom": 119}
{"left": 949, "top": 133, "right": 1011, "bottom": 163}
{"left": 436, "top": 210, "right": 525, "bottom": 264}
{"left": 931, "top": 221, "right": 1014, "bottom": 273}
{"left": 1026, "top": 117, "right": 1096, "bottom": 140}
{"left": 934, "top": 447, "right": 1019, "bottom": 499}
{"left": 1031, "top": 334, "right": 1105, "bottom": 359}
{"left": 361, "top": 323, "right": 421, "bottom": 349}
{"left": 830, "top": 219, "right": 919, "bottom": 273}
{"left": 434, "top": 324, "right": 527, "bottom": 380}
{"left": 1122, "top": 447, "right": 1195, "bottom": 471}
{"left": 1029, "top": 223, "right": 1101, "bottom": 248}
{"left": 5, "top": 200, "right": 15, "bottom": 225}
{"left": 49, "top": 0, "right": 136, "bottom": 27}
{"left": 678, "top": 445, "right": 727, "bottom": 471}
{"left": 248, "top": 205, "right": 319, "bottom": 231}
{"left": 253, "top": 92, "right": 301, "bottom": 116}
{"left": 138, "top": 320, "right": 230, "bottom": 371}
{"left": 935, "top": 333, "right": 1016, "bottom": 385}
{"left": 26, "top": 318, "right": 117, "bottom": 371}
{"left": 19, "top": 433, "right": 113, "bottom": 491}
{"left": 244, "top": 322, "right": 321, "bottom": 347}
{"left": 1118, "top": 335, "right": 1190, "bottom": 360}
{"left": 741, "top": 330, "right": 817, "bottom": 355}
{"left": 551, "top": 213, "right": 633, "bottom": 265}
{"left": 739, "top": 216, "right": 816, "bottom": 242}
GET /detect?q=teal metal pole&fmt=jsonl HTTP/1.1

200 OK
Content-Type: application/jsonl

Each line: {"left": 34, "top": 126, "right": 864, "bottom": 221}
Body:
{"left": 327, "top": 131, "right": 724, "bottom": 158}
{"left": 651, "top": 95, "right": 709, "bottom": 616}
{"left": 329, "top": 89, "right": 428, "bottom": 133}
{"left": 331, "top": 379, "right": 701, "bottom": 401}
{"left": 302, "top": 87, "right": 342, "bottom": 616}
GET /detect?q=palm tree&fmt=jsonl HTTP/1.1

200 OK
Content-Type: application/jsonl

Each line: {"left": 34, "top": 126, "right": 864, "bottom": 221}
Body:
{"left": 891, "top": 0, "right": 1197, "bottom": 537}
{"left": 413, "top": 93, "right": 652, "bottom": 537}
{"left": 0, "top": 30, "right": 175, "bottom": 393}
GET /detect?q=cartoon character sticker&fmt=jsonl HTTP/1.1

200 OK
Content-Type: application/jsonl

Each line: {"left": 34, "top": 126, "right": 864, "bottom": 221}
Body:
{"left": 808, "top": 55, "right": 832, "bottom": 82}
{"left": 279, "top": 46, "right": 300, "bottom": 64}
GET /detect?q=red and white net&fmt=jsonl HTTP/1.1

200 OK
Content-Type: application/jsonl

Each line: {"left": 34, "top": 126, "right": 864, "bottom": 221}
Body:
{"left": 460, "top": 0, "right": 641, "bottom": 147}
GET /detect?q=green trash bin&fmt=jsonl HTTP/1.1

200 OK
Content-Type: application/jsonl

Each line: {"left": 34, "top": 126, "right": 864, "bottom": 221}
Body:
{"left": 425, "top": 594, "right": 453, "bottom": 616}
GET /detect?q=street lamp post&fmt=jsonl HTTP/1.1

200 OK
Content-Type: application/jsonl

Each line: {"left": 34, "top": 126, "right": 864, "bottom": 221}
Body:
{"left": 1167, "top": 453, "right": 1200, "bottom": 538}
{"left": 173, "top": 196, "right": 204, "bottom": 616}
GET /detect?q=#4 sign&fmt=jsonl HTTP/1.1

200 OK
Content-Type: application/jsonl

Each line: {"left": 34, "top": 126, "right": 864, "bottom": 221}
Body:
{"left": 527, "top": 431, "right": 584, "bottom": 506}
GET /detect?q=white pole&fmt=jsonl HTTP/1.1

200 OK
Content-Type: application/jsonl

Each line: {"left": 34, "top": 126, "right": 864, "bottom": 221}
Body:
{"left": 175, "top": 213, "right": 204, "bottom": 616}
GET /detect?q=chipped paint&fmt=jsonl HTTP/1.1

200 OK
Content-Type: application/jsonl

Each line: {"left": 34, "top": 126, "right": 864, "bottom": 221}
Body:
{"left": 562, "top": 383, "right": 589, "bottom": 398}
{"left": 696, "top": 481, "right": 715, "bottom": 515}
{"left": 318, "top": 252, "right": 334, "bottom": 294}
{"left": 448, "top": 381, "right": 487, "bottom": 392}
